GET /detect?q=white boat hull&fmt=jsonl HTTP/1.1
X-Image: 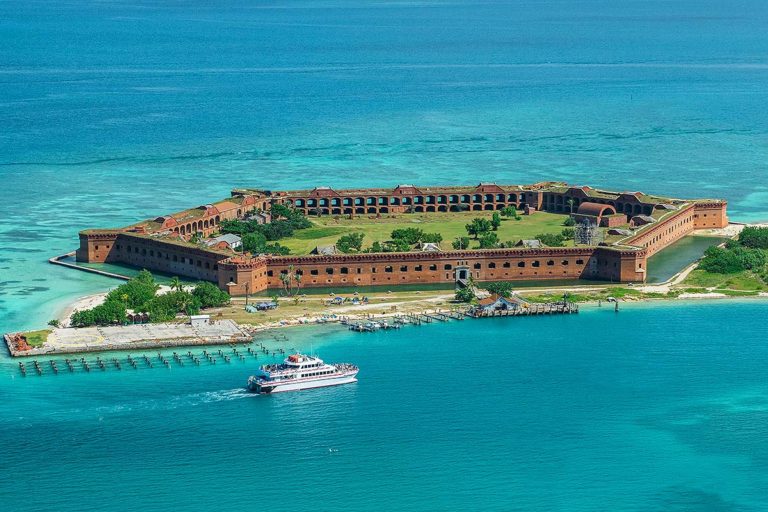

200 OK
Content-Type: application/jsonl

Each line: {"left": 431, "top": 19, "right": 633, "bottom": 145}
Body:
{"left": 249, "top": 372, "right": 358, "bottom": 394}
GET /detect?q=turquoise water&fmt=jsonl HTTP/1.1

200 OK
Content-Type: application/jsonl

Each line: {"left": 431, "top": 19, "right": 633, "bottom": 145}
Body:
{"left": 2, "top": 0, "right": 768, "bottom": 333}
{"left": 2, "top": 302, "right": 768, "bottom": 511}
{"left": 2, "top": 1, "right": 768, "bottom": 509}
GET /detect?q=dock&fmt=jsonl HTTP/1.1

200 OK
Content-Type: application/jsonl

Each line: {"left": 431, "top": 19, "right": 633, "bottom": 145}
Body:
{"left": 467, "top": 301, "right": 578, "bottom": 318}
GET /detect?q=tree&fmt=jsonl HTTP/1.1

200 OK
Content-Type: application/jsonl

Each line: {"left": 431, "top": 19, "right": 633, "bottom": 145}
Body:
{"left": 500, "top": 206, "right": 517, "bottom": 218}
{"left": 563, "top": 216, "right": 576, "bottom": 227}
{"left": 535, "top": 233, "right": 565, "bottom": 247}
{"left": 421, "top": 232, "right": 443, "bottom": 244}
{"left": 699, "top": 246, "right": 744, "bottom": 273}
{"left": 491, "top": 212, "right": 502, "bottom": 231}
{"left": 567, "top": 198, "right": 576, "bottom": 214}
{"left": 387, "top": 238, "right": 412, "bottom": 253}
{"left": 452, "top": 237, "right": 470, "bottom": 250}
{"left": 391, "top": 228, "right": 425, "bottom": 245}
{"left": 478, "top": 232, "right": 499, "bottom": 249}
{"left": 484, "top": 282, "right": 514, "bottom": 298}
{"left": 47, "top": 319, "right": 60, "bottom": 328}
{"left": 466, "top": 218, "right": 492, "bottom": 239}
{"left": 455, "top": 287, "right": 476, "bottom": 303}
{"left": 106, "top": 270, "right": 158, "bottom": 309}
{"left": 192, "top": 282, "right": 231, "bottom": 308}
{"left": 169, "top": 276, "right": 183, "bottom": 292}
{"left": 337, "top": 232, "right": 365, "bottom": 253}
{"left": 241, "top": 232, "right": 267, "bottom": 253}
{"left": 738, "top": 226, "right": 768, "bottom": 249}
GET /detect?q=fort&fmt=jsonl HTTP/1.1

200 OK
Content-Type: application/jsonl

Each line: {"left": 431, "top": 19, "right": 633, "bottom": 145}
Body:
{"left": 74, "top": 183, "right": 728, "bottom": 296}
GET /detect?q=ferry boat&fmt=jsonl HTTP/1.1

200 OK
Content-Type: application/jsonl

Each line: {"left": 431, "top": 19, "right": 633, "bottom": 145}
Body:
{"left": 246, "top": 353, "right": 358, "bottom": 394}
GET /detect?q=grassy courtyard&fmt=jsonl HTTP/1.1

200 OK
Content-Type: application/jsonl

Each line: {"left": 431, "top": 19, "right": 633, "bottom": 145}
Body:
{"left": 279, "top": 211, "right": 573, "bottom": 255}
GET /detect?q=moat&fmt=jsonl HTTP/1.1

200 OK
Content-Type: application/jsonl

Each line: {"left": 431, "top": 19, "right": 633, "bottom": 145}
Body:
{"left": 75, "top": 182, "right": 728, "bottom": 296}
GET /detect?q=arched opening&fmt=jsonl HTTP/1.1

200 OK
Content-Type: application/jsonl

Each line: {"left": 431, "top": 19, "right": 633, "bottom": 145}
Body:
{"left": 508, "top": 193, "right": 517, "bottom": 202}
{"left": 484, "top": 194, "right": 494, "bottom": 202}
{"left": 355, "top": 207, "right": 365, "bottom": 214}
{"left": 426, "top": 206, "right": 436, "bottom": 212}
{"left": 367, "top": 207, "right": 377, "bottom": 214}
{"left": 438, "top": 205, "right": 448, "bottom": 212}
{"left": 450, "top": 195, "right": 459, "bottom": 204}
{"left": 484, "top": 204, "right": 494, "bottom": 211}
{"left": 332, "top": 208, "right": 341, "bottom": 215}
{"left": 472, "top": 205, "right": 482, "bottom": 211}
{"left": 473, "top": 194, "right": 482, "bottom": 203}
{"left": 414, "top": 206, "right": 424, "bottom": 213}
{"left": 380, "top": 207, "right": 389, "bottom": 214}
{"left": 344, "top": 208, "right": 353, "bottom": 215}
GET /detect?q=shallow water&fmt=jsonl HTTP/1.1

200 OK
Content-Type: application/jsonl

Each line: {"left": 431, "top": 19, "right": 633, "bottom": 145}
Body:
{"left": 2, "top": 302, "right": 768, "bottom": 511}
{"left": 2, "top": 0, "right": 768, "bottom": 332}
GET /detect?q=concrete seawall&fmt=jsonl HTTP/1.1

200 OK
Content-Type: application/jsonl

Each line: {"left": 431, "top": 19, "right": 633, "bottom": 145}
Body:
{"left": 49, "top": 252, "right": 131, "bottom": 281}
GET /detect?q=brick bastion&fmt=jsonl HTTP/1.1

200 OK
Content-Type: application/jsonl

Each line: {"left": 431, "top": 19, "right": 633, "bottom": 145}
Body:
{"left": 73, "top": 182, "right": 728, "bottom": 295}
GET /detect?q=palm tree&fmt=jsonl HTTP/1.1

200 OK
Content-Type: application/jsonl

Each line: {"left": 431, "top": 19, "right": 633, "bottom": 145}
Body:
{"left": 279, "top": 272, "right": 291, "bottom": 296}
{"left": 567, "top": 198, "right": 575, "bottom": 214}
{"left": 170, "top": 276, "right": 182, "bottom": 292}
{"left": 293, "top": 269, "right": 302, "bottom": 296}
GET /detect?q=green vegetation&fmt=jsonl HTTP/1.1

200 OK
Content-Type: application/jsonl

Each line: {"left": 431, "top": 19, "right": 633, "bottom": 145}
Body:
{"left": 22, "top": 329, "right": 52, "bottom": 347}
{"left": 466, "top": 218, "right": 492, "bottom": 239}
{"left": 478, "top": 232, "right": 499, "bottom": 248}
{"left": 452, "top": 237, "right": 470, "bottom": 250}
{"left": 684, "top": 227, "right": 768, "bottom": 290}
{"left": 70, "top": 270, "right": 231, "bottom": 327}
{"left": 390, "top": 227, "right": 443, "bottom": 245}
{"left": 737, "top": 226, "right": 768, "bottom": 249}
{"left": 278, "top": 265, "right": 303, "bottom": 296}
{"left": 276, "top": 211, "right": 573, "bottom": 255}
{"left": 220, "top": 205, "right": 312, "bottom": 255}
{"left": 336, "top": 232, "right": 365, "bottom": 253}
{"left": 483, "top": 282, "right": 514, "bottom": 298}
{"left": 535, "top": 232, "right": 566, "bottom": 247}
{"left": 455, "top": 287, "right": 476, "bottom": 303}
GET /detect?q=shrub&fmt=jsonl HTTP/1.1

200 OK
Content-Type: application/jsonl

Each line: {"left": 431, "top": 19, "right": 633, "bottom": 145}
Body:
{"left": 484, "top": 282, "right": 514, "bottom": 298}
{"left": 563, "top": 216, "right": 576, "bottom": 226}
{"left": 466, "top": 218, "right": 492, "bottom": 238}
{"left": 535, "top": 233, "right": 565, "bottom": 247}
{"left": 455, "top": 287, "right": 476, "bottom": 303}
{"left": 337, "top": 232, "right": 365, "bottom": 253}
{"left": 478, "top": 232, "right": 499, "bottom": 249}
{"left": 452, "top": 237, "right": 470, "bottom": 250}
{"left": 699, "top": 246, "right": 744, "bottom": 273}
{"left": 391, "top": 228, "right": 426, "bottom": 245}
{"left": 738, "top": 226, "right": 768, "bottom": 249}
{"left": 193, "top": 282, "right": 231, "bottom": 308}
{"left": 491, "top": 212, "right": 502, "bottom": 230}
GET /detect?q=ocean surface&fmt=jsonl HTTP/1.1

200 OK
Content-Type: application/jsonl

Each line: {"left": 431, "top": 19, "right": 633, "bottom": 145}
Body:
{"left": 1, "top": 1, "right": 768, "bottom": 510}
{"left": 2, "top": 301, "right": 768, "bottom": 511}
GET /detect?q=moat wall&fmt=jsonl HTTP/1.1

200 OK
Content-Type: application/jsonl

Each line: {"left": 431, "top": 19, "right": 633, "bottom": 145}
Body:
{"left": 74, "top": 186, "right": 728, "bottom": 295}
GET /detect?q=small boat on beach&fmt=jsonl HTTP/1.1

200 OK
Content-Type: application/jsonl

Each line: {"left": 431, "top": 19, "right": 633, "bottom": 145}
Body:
{"left": 246, "top": 353, "right": 358, "bottom": 394}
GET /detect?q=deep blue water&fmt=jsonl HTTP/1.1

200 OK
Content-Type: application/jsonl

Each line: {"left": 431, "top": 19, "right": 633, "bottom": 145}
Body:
{"left": 2, "top": 302, "right": 768, "bottom": 511}
{"left": 2, "top": 1, "right": 768, "bottom": 510}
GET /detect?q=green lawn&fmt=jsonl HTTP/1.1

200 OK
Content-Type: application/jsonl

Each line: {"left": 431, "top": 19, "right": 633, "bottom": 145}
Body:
{"left": 279, "top": 211, "right": 573, "bottom": 254}
{"left": 22, "top": 329, "right": 52, "bottom": 347}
